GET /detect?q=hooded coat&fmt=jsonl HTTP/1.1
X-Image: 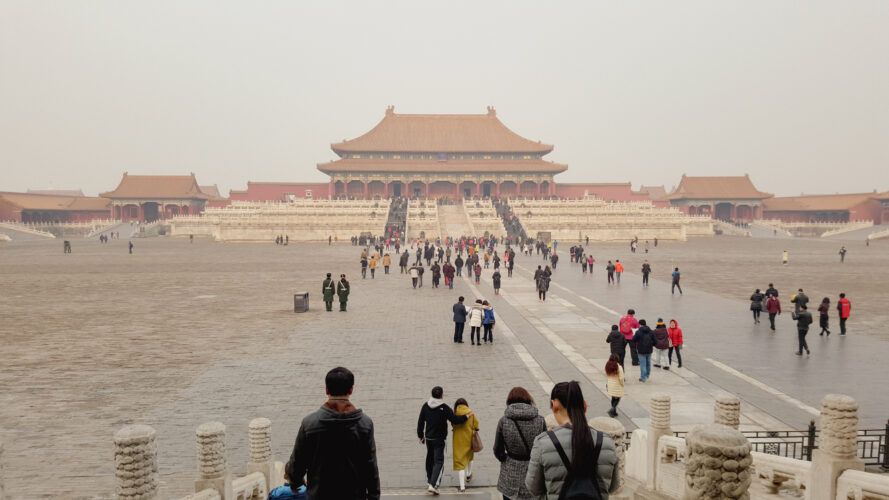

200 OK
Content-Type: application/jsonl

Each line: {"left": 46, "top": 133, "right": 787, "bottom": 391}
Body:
{"left": 653, "top": 324, "right": 670, "bottom": 350}
{"left": 668, "top": 321, "right": 683, "bottom": 346}
{"left": 452, "top": 404, "right": 480, "bottom": 470}
{"left": 493, "top": 403, "right": 547, "bottom": 500}
{"left": 417, "top": 398, "right": 467, "bottom": 441}
{"left": 285, "top": 400, "right": 380, "bottom": 500}
{"left": 606, "top": 327, "right": 626, "bottom": 356}
{"left": 632, "top": 326, "right": 656, "bottom": 355}
{"left": 468, "top": 305, "right": 485, "bottom": 327}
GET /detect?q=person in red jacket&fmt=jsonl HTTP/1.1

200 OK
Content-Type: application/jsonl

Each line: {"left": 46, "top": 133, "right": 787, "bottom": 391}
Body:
{"left": 765, "top": 294, "right": 782, "bottom": 332}
{"left": 667, "top": 319, "right": 683, "bottom": 368}
{"left": 619, "top": 309, "right": 640, "bottom": 366}
{"left": 837, "top": 293, "right": 852, "bottom": 335}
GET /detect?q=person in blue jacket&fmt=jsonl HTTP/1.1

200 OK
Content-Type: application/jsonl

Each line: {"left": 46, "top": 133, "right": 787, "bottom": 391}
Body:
{"left": 482, "top": 300, "right": 496, "bottom": 344}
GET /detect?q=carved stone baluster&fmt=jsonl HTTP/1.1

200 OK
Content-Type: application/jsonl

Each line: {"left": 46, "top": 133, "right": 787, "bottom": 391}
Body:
{"left": 114, "top": 425, "right": 158, "bottom": 500}
{"left": 195, "top": 422, "right": 233, "bottom": 499}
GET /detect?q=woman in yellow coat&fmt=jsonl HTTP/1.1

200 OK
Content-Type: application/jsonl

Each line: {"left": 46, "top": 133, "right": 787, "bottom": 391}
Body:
{"left": 452, "top": 398, "right": 479, "bottom": 492}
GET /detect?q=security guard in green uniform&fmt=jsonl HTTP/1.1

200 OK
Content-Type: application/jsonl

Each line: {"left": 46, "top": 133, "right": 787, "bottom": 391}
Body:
{"left": 322, "top": 273, "right": 336, "bottom": 311}
{"left": 336, "top": 274, "right": 350, "bottom": 311}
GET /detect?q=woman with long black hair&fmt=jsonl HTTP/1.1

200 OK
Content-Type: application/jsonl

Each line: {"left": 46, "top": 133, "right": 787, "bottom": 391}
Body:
{"left": 525, "top": 381, "right": 620, "bottom": 498}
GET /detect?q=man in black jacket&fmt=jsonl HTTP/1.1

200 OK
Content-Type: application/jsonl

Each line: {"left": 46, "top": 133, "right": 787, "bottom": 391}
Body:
{"left": 285, "top": 367, "right": 380, "bottom": 500}
{"left": 453, "top": 297, "right": 468, "bottom": 343}
{"left": 793, "top": 304, "right": 813, "bottom": 356}
{"left": 632, "top": 320, "right": 656, "bottom": 383}
{"left": 417, "top": 386, "right": 471, "bottom": 494}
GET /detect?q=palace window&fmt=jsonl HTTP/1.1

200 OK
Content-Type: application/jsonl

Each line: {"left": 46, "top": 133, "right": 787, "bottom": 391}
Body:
{"left": 352, "top": 154, "right": 361, "bottom": 159}
{"left": 523, "top": 155, "right": 532, "bottom": 159}
{"left": 483, "top": 155, "right": 492, "bottom": 160}
{"left": 439, "top": 153, "right": 447, "bottom": 161}
{"left": 393, "top": 155, "right": 401, "bottom": 159}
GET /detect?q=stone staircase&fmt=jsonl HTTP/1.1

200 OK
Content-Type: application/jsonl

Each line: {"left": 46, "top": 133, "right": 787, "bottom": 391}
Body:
{"left": 437, "top": 203, "right": 473, "bottom": 238}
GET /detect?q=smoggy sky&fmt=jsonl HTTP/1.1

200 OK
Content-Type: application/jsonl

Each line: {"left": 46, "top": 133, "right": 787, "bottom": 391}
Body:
{"left": 1, "top": 1, "right": 887, "bottom": 197}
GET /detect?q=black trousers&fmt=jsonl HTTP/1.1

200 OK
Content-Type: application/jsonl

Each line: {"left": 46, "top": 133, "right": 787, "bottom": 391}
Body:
{"left": 538, "top": 290, "right": 546, "bottom": 301}
{"left": 629, "top": 342, "right": 639, "bottom": 365}
{"left": 668, "top": 345, "right": 682, "bottom": 367}
{"left": 483, "top": 324, "right": 493, "bottom": 342}
{"left": 611, "top": 397, "right": 621, "bottom": 410}
{"left": 798, "top": 329, "right": 809, "bottom": 353}
{"left": 454, "top": 322, "right": 465, "bottom": 342}
{"left": 471, "top": 326, "right": 481, "bottom": 343}
{"left": 769, "top": 313, "right": 777, "bottom": 329}
{"left": 642, "top": 273, "right": 649, "bottom": 285}
{"left": 839, "top": 317, "right": 847, "bottom": 335}
{"left": 753, "top": 309, "right": 761, "bottom": 321}
{"left": 672, "top": 282, "right": 682, "bottom": 294}
{"left": 425, "top": 439, "right": 445, "bottom": 487}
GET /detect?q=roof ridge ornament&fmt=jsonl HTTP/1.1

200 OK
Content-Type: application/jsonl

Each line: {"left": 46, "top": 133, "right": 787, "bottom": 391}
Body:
{"left": 386, "top": 105, "right": 395, "bottom": 116}
{"left": 486, "top": 105, "right": 496, "bottom": 117}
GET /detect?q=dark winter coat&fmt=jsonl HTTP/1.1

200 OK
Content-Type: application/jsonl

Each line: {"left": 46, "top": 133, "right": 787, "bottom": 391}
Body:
{"left": 606, "top": 328, "right": 626, "bottom": 356}
{"left": 493, "top": 403, "right": 546, "bottom": 500}
{"left": 793, "top": 310, "right": 813, "bottom": 332}
{"left": 632, "top": 326, "right": 656, "bottom": 355}
{"left": 750, "top": 292, "right": 764, "bottom": 311}
{"left": 792, "top": 293, "right": 809, "bottom": 313}
{"left": 417, "top": 399, "right": 468, "bottom": 441}
{"left": 653, "top": 326, "right": 670, "bottom": 350}
{"left": 336, "top": 280, "right": 350, "bottom": 301}
{"left": 285, "top": 400, "right": 380, "bottom": 500}
{"left": 766, "top": 297, "right": 781, "bottom": 315}
{"left": 492, "top": 271, "right": 502, "bottom": 288}
{"left": 453, "top": 302, "right": 468, "bottom": 323}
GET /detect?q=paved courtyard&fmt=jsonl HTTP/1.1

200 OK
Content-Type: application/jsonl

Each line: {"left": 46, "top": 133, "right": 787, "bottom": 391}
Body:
{"left": 0, "top": 234, "right": 888, "bottom": 498}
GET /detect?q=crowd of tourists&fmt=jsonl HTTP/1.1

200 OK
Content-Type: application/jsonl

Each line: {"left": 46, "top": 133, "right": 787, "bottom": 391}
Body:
{"left": 278, "top": 367, "right": 620, "bottom": 499}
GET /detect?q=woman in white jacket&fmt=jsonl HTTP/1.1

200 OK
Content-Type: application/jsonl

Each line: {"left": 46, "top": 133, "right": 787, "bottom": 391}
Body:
{"left": 468, "top": 299, "right": 485, "bottom": 346}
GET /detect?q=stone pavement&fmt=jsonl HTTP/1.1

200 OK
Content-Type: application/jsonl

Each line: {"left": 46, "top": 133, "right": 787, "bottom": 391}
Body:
{"left": 1, "top": 238, "right": 887, "bottom": 498}
{"left": 490, "top": 248, "right": 889, "bottom": 429}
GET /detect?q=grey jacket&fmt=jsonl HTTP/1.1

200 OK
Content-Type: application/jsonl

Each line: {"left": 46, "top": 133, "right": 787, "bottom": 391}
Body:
{"left": 493, "top": 403, "right": 547, "bottom": 499}
{"left": 525, "top": 423, "right": 619, "bottom": 500}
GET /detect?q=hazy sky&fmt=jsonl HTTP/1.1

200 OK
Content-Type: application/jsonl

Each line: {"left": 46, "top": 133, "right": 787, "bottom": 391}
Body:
{"left": 1, "top": 1, "right": 887, "bottom": 197}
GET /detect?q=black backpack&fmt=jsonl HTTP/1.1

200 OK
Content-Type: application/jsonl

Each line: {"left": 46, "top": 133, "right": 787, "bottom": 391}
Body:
{"left": 546, "top": 429, "right": 604, "bottom": 500}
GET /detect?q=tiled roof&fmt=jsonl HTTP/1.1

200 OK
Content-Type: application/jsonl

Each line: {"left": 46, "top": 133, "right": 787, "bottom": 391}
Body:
{"left": 199, "top": 185, "right": 223, "bottom": 199}
{"left": 27, "top": 189, "right": 85, "bottom": 197}
{"left": 872, "top": 191, "right": 889, "bottom": 200}
{"left": 331, "top": 107, "right": 553, "bottom": 154}
{"left": 666, "top": 175, "right": 772, "bottom": 200}
{"left": 763, "top": 193, "right": 879, "bottom": 212}
{"left": 0, "top": 192, "right": 109, "bottom": 211}
{"left": 639, "top": 185, "right": 667, "bottom": 199}
{"left": 317, "top": 158, "right": 568, "bottom": 174}
{"left": 100, "top": 173, "right": 210, "bottom": 200}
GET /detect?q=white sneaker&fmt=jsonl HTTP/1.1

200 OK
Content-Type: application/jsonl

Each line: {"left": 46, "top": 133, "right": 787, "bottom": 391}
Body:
{"left": 427, "top": 484, "right": 439, "bottom": 495}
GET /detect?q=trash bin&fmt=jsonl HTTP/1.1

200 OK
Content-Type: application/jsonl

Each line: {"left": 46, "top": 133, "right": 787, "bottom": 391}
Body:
{"left": 293, "top": 292, "right": 309, "bottom": 312}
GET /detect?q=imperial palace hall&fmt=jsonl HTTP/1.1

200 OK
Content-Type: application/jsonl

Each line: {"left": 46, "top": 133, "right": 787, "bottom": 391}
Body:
{"left": 317, "top": 105, "right": 567, "bottom": 200}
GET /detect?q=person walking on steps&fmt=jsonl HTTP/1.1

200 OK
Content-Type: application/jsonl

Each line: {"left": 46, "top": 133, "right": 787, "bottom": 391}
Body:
{"left": 837, "top": 293, "right": 852, "bottom": 335}
{"left": 493, "top": 387, "right": 546, "bottom": 500}
{"left": 750, "top": 289, "right": 764, "bottom": 324}
{"left": 451, "top": 398, "right": 480, "bottom": 493}
{"left": 671, "top": 267, "right": 682, "bottom": 295}
{"left": 605, "top": 354, "right": 624, "bottom": 418}
{"left": 766, "top": 293, "right": 782, "bottom": 332}
{"left": 667, "top": 320, "right": 683, "bottom": 368}
{"left": 524, "top": 381, "right": 620, "bottom": 498}
{"left": 793, "top": 304, "right": 813, "bottom": 356}
{"left": 818, "top": 297, "right": 831, "bottom": 336}
{"left": 417, "top": 386, "right": 471, "bottom": 496}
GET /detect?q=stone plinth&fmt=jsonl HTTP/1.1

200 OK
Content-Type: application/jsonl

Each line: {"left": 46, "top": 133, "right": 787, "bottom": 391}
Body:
{"left": 194, "top": 422, "right": 233, "bottom": 499}
{"left": 714, "top": 393, "right": 741, "bottom": 429}
{"left": 648, "top": 393, "right": 671, "bottom": 489}
{"left": 113, "top": 425, "right": 158, "bottom": 500}
{"left": 684, "top": 424, "right": 752, "bottom": 499}
{"left": 590, "top": 416, "right": 626, "bottom": 493}
{"left": 247, "top": 418, "right": 277, "bottom": 490}
{"left": 808, "top": 395, "right": 865, "bottom": 500}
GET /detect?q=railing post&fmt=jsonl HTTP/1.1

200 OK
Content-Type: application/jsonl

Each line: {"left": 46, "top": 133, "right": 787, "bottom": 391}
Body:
{"left": 113, "top": 425, "right": 158, "bottom": 500}
{"left": 882, "top": 419, "right": 889, "bottom": 472}
{"left": 806, "top": 419, "right": 816, "bottom": 461}
{"left": 195, "top": 421, "right": 233, "bottom": 499}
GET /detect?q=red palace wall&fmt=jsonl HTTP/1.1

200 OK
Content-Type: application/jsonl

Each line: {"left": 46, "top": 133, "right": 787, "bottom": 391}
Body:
{"left": 555, "top": 183, "right": 652, "bottom": 202}
{"left": 240, "top": 182, "right": 331, "bottom": 201}
{"left": 763, "top": 200, "right": 882, "bottom": 224}
{"left": 0, "top": 201, "right": 22, "bottom": 222}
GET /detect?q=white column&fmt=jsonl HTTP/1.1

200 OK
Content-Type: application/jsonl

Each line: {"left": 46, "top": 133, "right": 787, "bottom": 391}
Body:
{"left": 195, "top": 421, "right": 233, "bottom": 499}
{"left": 114, "top": 424, "right": 159, "bottom": 499}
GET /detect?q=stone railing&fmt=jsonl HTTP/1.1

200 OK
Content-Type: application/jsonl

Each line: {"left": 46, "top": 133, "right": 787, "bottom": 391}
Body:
{"left": 751, "top": 451, "right": 810, "bottom": 493}
{"left": 867, "top": 228, "right": 889, "bottom": 241}
{"left": 836, "top": 469, "right": 889, "bottom": 499}
{"left": 821, "top": 221, "right": 874, "bottom": 238}
{"left": 0, "top": 221, "right": 56, "bottom": 238}
{"left": 112, "top": 418, "right": 284, "bottom": 499}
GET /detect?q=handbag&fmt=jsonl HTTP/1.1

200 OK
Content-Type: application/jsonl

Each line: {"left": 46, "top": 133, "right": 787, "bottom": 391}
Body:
{"left": 471, "top": 430, "right": 484, "bottom": 453}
